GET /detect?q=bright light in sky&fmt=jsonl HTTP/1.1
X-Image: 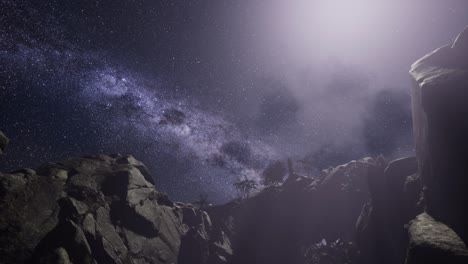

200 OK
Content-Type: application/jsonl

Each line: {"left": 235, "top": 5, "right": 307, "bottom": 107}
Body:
{"left": 260, "top": 0, "right": 388, "bottom": 62}
{"left": 312, "top": 0, "right": 382, "bottom": 36}
{"left": 249, "top": 0, "right": 421, "bottom": 85}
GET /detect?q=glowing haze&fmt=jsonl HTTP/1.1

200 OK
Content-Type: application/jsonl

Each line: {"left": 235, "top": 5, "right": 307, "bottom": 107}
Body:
{"left": 248, "top": 0, "right": 468, "bottom": 84}
{"left": 226, "top": 0, "right": 468, "bottom": 160}
{"left": 259, "top": 0, "right": 385, "bottom": 63}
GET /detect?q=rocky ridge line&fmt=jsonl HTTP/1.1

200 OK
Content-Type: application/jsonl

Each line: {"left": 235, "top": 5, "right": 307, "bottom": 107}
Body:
{"left": 0, "top": 154, "right": 231, "bottom": 264}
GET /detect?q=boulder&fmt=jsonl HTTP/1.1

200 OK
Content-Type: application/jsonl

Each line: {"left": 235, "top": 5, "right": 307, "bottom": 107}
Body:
{"left": 406, "top": 213, "right": 468, "bottom": 264}
{"left": 410, "top": 25, "right": 468, "bottom": 242}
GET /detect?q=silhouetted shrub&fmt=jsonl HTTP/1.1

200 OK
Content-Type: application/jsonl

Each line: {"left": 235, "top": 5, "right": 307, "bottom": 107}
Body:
{"left": 233, "top": 177, "right": 257, "bottom": 200}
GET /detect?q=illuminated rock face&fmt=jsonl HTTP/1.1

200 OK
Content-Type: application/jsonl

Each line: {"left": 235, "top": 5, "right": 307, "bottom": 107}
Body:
{"left": 410, "top": 25, "right": 468, "bottom": 243}
{"left": 406, "top": 213, "right": 468, "bottom": 264}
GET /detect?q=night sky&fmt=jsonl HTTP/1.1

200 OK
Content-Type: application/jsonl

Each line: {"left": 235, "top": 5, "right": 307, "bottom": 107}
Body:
{"left": 1, "top": 0, "right": 468, "bottom": 202}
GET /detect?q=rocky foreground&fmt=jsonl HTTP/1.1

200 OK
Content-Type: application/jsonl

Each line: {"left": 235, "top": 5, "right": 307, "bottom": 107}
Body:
{"left": 1, "top": 27, "right": 468, "bottom": 264}
{"left": 0, "top": 154, "right": 231, "bottom": 264}
{"left": 0, "top": 151, "right": 409, "bottom": 264}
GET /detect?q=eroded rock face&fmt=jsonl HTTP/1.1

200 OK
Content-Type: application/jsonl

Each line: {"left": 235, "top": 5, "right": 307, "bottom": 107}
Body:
{"left": 410, "top": 25, "right": 468, "bottom": 242}
{"left": 0, "top": 154, "right": 231, "bottom": 264}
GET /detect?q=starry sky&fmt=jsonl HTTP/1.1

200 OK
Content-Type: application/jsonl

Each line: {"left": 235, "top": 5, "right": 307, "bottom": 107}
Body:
{"left": 1, "top": 0, "right": 468, "bottom": 203}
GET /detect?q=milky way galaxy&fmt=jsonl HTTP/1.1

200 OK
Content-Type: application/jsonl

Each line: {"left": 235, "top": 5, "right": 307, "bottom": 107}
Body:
{"left": 0, "top": 31, "right": 278, "bottom": 202}
{"left": 80, "top": 64, "right": 280, "bottom": 201}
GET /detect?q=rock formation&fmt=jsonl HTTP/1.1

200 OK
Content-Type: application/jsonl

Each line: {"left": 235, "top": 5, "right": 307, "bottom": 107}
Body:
{"left": 209, "top": 157, "right": 383, "bottom": 264}
{"left": 0, "top": 154, "right": 231, "bottom": 264}
{"left": 410, "top": 25, "right": 468, "bottom": 242}
{"left": 406, "top": 213, "right": 468, "bottom": 264}
{"left": 353, "top": 25, "right": 468, "bottom": 264}
{"left": 1, "top": 152, "right": 384, "bottom": 264}
{"left": 407, "top": 25, "right": 468, "bottom": 263}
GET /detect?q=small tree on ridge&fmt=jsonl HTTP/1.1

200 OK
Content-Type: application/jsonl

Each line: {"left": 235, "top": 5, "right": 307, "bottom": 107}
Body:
{"left": 234, "top": 177, "right": 257, "bottom": 200}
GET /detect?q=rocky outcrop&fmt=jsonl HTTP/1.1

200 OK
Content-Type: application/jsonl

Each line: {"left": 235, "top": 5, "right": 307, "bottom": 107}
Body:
{"left": 406, "top": 213, "right": 468, "bottom": 264}
{"left": 0, "top": 130, "right": 8, "bottom": 154}
{"left": 410, "top": 25, "right": 468, "bottom": 242}
{"left": 0, "top": 154, "right": 231, "bottom": 264}
{"left": 208, "top": 157, "right": 382, "bottom": 264}
{"left": 1, "top": 153, "right": 379, "bottom": 264}
{"left": 378, "top": 25, "right": 468, "bottom": 264}
{"left": 353, "top": 25, "right": 468, "bottom": 264}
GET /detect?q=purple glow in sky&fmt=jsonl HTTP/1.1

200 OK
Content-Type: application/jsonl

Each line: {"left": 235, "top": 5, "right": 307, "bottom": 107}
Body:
{"left": 247, "top": 0, "right": 468, "bottom": 86}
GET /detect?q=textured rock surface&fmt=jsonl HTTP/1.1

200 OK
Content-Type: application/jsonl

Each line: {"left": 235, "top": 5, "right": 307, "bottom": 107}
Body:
{"left": 0, "top": 154, "right": 231, "bottom": 264}
{"left": 1, "top": 153, "right": 376, "bottom": 264}
{"left": 410, "top": 25, "right": 468, "bottom": 242}
{"left": 406, "top": 213, "right": 468, "bottom": 264}
{"left": 0, "top": 130, "right": 8, "bottom": 154}
{"left": 0, "top": 151, "right": 456, "bottom": 264}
